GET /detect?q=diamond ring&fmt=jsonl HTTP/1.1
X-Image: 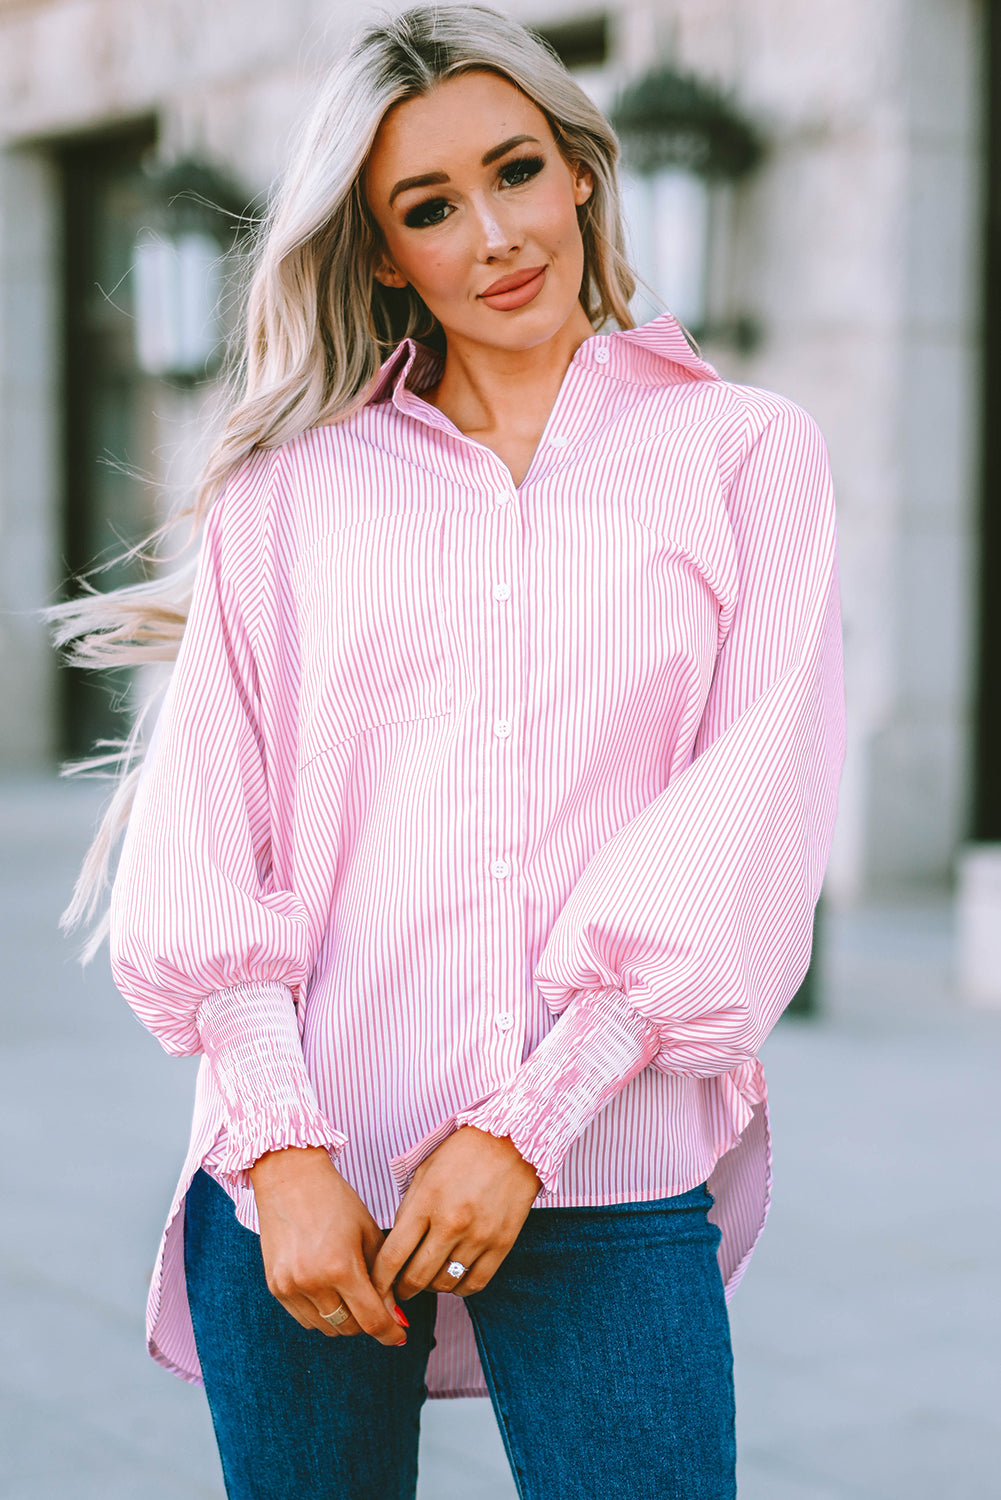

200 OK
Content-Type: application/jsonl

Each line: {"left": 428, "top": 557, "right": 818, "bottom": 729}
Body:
{"left": 446, "top": 1260, "right": 467, "bottom": 1280}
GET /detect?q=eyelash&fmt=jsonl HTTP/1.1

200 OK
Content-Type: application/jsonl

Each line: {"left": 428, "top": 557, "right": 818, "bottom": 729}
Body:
{"left": 403, "top": 155, "right": 546, "bottom": 229}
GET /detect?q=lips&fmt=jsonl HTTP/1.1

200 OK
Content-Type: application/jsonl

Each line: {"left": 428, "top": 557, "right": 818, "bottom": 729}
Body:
{"left": 480, "top": 265, "right": 547, "bottom": 297}
{"left": 478, "top": 265, "right": 548, "bottom": 312}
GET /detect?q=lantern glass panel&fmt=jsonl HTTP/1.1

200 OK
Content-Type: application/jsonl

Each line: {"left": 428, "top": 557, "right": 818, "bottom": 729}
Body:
{"left": 622, "top": 166, "right": 711, "bottom": 332}
{"left": 133, "top": 229, "right": 225, "bottom": 381}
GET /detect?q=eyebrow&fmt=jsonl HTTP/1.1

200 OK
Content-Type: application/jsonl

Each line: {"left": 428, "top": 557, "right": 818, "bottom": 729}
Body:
{"left": 388, "top": 135, "right": 543, "bottom": 206}
{"left": 482, "top": 133, "right": 541, "bottom": 166}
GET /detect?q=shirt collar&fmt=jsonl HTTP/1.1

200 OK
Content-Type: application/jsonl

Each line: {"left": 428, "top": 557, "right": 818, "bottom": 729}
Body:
{"left": 614, "top": 309, "right": 720, "bottom": 382}
{"left": 366, "top": 308, "right": 719, "bottom": 415}
{"left": 367, "top": 337, "right": 444, "bottom": 419}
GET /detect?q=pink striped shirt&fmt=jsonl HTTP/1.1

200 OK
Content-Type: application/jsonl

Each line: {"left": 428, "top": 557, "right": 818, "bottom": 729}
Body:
{"left": 110, "top": 311, "right": 844, "bottom": 1397}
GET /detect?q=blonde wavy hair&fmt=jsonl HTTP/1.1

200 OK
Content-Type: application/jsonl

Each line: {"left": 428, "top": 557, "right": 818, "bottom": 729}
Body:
{"left": 52, "top": 1, "right": 637, "bottom": 953}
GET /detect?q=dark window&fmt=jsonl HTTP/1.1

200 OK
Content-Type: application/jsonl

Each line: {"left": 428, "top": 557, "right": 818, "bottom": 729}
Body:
{"left": 532, "top": 14, "right": 609, "bottom": 71}
{"left": 58, "top": 121, "right": 157, "bottom": 759}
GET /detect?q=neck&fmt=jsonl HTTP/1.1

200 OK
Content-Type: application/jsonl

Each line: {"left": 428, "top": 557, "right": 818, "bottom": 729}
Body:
{"left": 424, "top": 304, "right": 596, "bottom": 442}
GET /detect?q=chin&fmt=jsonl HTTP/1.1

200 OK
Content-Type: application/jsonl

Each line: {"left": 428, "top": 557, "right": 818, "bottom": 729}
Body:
{"left": 470, "top": 302, "right": 579, "bottom": 350}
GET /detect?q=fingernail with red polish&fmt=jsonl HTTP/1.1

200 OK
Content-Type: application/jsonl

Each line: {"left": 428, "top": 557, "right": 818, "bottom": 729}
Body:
{"left": 393, "top": 1305, "right": 410, "bottom": 1328}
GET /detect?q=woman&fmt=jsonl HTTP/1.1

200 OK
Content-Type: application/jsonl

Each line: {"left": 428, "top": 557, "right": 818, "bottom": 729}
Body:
{"left": 60, "top": 6, "right": 844, "bottom": 1498}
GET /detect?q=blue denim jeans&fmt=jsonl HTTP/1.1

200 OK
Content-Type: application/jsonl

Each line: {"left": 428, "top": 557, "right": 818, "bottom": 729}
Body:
{"left": 184, "top": 1168, "right": 736, "bottom": 1500}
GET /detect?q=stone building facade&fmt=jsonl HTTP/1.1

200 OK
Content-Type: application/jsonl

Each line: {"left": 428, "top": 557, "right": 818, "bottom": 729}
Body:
{"left": 0, "top": 0, "right": 987, "bottom": 913}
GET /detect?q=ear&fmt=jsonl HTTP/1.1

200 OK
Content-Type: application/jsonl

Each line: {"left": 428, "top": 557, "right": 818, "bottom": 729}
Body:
{"left": 373, "top": 257, "right": 408, "bottom": 289}
{"left": 572, "top": 164, "right": 594, "bottom": 207}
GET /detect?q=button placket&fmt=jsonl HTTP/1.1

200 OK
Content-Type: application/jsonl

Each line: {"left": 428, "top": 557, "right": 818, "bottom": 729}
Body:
{"left": 479, "top": 473, "right": 524, "bottom": 1048}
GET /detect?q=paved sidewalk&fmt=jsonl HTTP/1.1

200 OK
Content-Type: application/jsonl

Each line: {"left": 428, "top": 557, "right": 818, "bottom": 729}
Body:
{"left": 1, "top": 775, "right": 998, "bottom": 1499}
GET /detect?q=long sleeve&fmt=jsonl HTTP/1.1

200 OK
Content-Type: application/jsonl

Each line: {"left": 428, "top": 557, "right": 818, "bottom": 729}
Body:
{"left": 109, "top": 460, "right": 346, "bottom": 1174}
{"left": 458, "top": 395, "right": 844, "bottom": 1188}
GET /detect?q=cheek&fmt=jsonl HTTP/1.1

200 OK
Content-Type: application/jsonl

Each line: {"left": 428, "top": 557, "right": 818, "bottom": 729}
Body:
{"left": 396, "top": 236, "right": 470, "bottom": 300}
{"left": 533, "top": 185, "right": 586, "bottom": 258}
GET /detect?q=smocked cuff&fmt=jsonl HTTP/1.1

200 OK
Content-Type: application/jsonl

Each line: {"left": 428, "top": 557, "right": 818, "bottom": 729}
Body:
{"left": 455, "top": 988, "right": 660, "bottom": 1193}
{"left": 196, "top": 981, "right": 347, "bottom": 1181}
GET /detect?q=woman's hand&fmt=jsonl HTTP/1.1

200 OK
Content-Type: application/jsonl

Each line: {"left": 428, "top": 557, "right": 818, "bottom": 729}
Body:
{"left": 249, "top": 1146, "right": 407, "bottom": 1345}
{"left": 372, "top": 1126, "right": 542, "bottom": 1302}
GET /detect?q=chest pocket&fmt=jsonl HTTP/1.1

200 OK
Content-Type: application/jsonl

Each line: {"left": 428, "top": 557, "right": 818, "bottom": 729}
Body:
{"left": 292, "top": 512, "right": 454, "bottom": 767}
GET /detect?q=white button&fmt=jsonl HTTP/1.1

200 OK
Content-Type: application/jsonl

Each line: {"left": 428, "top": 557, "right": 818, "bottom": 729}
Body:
{"left": 594, "top": 345, "right": 609, "bottom": 364}
{"left": 490, "top": 858, "right": 511, "bottom": 879}
{"left": 495, "top": 488, "right": 512, "bottom": 505}
{"left": 495, "top": 1012, "right": 515, "bottom": 1032}
{"left": 550, "top": 434, "right": 570, "bottom": 448}
{"left": 493, "top": 581, "right": 512, "bottom": 602}
{"left": 494, "top": 719, "right": 512, "bottom": 739}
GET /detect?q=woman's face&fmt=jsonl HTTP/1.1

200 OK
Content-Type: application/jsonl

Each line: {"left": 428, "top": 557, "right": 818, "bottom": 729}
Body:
{"left": 364, "top": 69, "right": 594, "bottom": 355}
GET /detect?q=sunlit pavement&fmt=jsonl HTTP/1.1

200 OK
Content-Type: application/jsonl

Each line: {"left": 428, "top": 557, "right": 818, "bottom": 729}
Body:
{"left": 1, "top": 776, "right": 997, "bottom": 1499}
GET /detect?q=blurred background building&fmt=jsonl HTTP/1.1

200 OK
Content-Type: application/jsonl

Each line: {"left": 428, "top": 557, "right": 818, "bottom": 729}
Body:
{"left": 0, "top": 0, "right": 994, "bottom": 985}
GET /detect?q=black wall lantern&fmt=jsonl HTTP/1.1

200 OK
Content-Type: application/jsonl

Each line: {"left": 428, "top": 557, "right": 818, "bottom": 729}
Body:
{"left": 612, "top": 68, "right": 762, "bottom": 344}
{"left": 132, "top": 156, "right": 250, "bottom": 385}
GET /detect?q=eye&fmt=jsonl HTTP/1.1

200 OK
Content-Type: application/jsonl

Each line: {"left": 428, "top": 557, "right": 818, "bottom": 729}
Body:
{"left": 403, "top": 196, "right": 452, "bottom": 230}
{"left": 499, "top": 155, "right": 545, "bottom": 188}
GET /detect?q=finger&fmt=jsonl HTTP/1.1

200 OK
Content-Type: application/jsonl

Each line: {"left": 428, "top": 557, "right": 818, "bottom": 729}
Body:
{"left": 360, "top": 1222, "right": 389, "bottom": 1276}
{"left": 394, "top": 1228, "right": 476, "bottom": 1302}
{"left": 334, "top": 1266, "right": 408, "bottom": 1346}
{"left": 264, "top": 1266, "right": 362, "bottom": 1337}
{"left": 267, "top": 1267, "right": 393, "bottom": 1342}
{"left": 427, "top": 1249, "right": 477, "bottom": 1295}
{"left": 372, "top": 1210, "right": 431, "bottom": 1300}
{"left": 448, "top": 1245, "right": 506, "bottom": 1297}
{"left": 272, "top": 1289, "right": 360, "bottom": 1337}
{"left": 312, "top": 1299, "right": 363, "bottom": 1338}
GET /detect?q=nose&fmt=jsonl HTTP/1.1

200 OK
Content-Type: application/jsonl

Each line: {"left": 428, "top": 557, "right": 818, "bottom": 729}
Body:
{"left": 471, "top": 192, "right": 521, "bottom": 262}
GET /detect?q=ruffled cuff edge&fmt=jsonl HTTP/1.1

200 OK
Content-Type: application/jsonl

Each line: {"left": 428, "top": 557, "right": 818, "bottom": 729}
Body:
{"left": 195, "top": 980, "right": 348, "bottom": 1186}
